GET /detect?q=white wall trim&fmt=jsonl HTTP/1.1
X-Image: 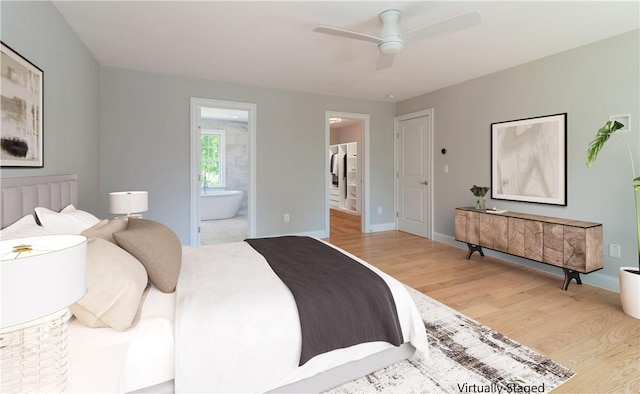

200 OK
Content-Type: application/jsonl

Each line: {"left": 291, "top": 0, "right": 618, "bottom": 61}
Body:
{"left": 268, "top": 230, "right": 327, "bottom": 239}
{"left": 190, "top": 97, "right": 256, "bottom": 246}
{"left": 369, "top": 222, "right": 397, "bottom": 233}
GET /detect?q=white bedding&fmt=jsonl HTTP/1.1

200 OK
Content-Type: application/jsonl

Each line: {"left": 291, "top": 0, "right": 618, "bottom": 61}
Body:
{"left": 175, "top": 239, "right": 429, "bottom": 393}
{"left": 68, "top": 285, "right": 176, "bottom": 393}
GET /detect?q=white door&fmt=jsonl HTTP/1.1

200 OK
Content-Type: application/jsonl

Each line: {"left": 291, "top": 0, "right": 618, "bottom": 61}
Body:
{"left": 397, "top": 112, "right": 432, "bottom": 238}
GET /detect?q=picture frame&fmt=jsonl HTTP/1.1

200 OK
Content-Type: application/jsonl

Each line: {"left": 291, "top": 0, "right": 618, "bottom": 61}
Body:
{"left": 1, "top": 41, "right": 44, "bottom": 168}
{"left": 491, "top": 113, "right": 567, "bottom": 206}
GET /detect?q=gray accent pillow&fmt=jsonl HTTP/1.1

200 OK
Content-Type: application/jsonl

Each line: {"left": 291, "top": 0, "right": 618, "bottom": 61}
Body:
{"left": 71, "top": 238, "right": 148, "bottom": 330}
{"left": 114, "top": 218, "right": 182, "bottom": 293}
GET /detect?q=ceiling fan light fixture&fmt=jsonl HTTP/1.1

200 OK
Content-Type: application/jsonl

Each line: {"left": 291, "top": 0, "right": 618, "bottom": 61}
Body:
{"left": 378, "top": 40, "right": 403, "bottom": 55}
{"left": 313, "top": 8, "right": 481, "bottom": 70}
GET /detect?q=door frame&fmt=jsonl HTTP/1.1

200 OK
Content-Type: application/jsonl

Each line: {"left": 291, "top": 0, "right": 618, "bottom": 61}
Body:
{"left": 324, "top": 111, "right": 371, "bottom": 236}
{"left": 189, "top": 97, "right": 257, "bottom": 246}
{"left": 394, "top": 108, "right": 434, "bottom": 239}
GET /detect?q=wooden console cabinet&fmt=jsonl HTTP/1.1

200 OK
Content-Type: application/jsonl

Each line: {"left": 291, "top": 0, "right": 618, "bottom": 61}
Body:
{"left": 455, "top": 207, "right": 603, "bottom": 290}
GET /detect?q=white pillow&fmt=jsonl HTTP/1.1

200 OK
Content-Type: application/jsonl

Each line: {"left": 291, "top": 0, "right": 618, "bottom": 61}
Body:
{"left": 35, "top": 204, "right": 101, "bottom": 234}
{"left": 70, "top": 238, "right": 148, "bottom": 330}
{"left": 0, "top": 215, "right": 52, "bottom": 240}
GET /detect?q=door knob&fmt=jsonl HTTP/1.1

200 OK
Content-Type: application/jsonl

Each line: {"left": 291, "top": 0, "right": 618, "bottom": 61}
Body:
{"left": 420, "top": 181, "right": 428, "bottom": 185}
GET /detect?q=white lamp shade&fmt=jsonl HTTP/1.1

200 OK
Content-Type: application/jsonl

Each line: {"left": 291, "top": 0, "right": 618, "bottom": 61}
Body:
{"left": 0, "top": 235, "right": 87, "bottom": 329}
{"left": 109, "top": 191, "right": 148, "bottom": 215}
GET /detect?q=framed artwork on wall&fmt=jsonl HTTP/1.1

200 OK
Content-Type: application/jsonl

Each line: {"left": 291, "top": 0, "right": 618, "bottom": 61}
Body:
{"left": 491, "top": 113, "right": 567, "bottom": 206}
{"left": 1, "top": 41, "right": 44, "bottom": 168}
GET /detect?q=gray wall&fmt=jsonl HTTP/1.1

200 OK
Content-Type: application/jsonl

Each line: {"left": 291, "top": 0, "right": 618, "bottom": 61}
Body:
{"left": 397, "top": 30, "right": 640, "bottom": 291}
{"left": 100, "top": 67, "right": 396, "bottom": 243}
{"left": 1, "top": 1, "right": 101, "bottom": 213}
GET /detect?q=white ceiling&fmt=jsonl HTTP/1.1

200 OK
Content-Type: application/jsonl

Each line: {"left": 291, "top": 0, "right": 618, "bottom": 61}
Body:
{"left": 53, "top": 1, "right": 639, "bottom": 103}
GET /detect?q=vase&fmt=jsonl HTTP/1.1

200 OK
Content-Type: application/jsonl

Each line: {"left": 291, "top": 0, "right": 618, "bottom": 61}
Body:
{"left": 619, "top": 267, "right": 640, "bottom": 319}
{"left": 475, "top": 196, "right": 486, "bottom": 211}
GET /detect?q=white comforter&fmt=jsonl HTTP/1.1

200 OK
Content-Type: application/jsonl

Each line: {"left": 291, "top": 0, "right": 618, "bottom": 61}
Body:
{"left": 175, "top": 239, "right": 428, "bottom": 393}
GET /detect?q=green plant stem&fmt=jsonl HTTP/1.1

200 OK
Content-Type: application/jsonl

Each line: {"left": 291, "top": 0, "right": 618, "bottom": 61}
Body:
{"left": 616, "top": 133, "right": 640, "bottom": 268}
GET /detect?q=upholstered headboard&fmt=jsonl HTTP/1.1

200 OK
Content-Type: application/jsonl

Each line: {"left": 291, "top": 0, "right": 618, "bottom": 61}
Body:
{"left": 1, "top": 174, "right": 78, "bottom": 229}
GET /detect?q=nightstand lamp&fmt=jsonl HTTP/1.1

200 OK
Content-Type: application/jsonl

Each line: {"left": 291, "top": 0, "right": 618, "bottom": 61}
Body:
{"left": 0, "top": 235, "right": 87, "bottom": 393}
{"left": 109, "top": 191, "right": 148, "bottom": 219}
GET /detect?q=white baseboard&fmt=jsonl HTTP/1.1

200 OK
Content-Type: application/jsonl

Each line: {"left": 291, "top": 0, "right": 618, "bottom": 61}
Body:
{"left": 433, "top": 232, "right": 619, "bottom": 293}
{"left": 368, "top": 222, "right": 396, "bottom": 233}
{"left": 258, "top": 230, "right": 328, "bottom": 239}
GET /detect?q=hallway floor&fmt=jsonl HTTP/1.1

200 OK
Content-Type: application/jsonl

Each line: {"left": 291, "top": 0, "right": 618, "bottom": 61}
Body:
{"left": 200, "top": 215, "right": 248, "bottom": 245}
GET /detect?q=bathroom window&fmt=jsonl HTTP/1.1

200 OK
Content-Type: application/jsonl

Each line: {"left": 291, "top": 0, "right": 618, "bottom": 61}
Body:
{"left": 201, "top": 129, "right": 225, "bottom": 189}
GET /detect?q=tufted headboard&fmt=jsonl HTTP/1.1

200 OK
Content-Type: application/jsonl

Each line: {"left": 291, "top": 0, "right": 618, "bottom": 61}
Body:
{"left": 1, "top": 174, "right": 78, "bottom": 229}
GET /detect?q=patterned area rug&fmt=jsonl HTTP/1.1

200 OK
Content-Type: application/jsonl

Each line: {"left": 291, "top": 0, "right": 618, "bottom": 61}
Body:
{"left": 329, "top": 287, "right": 575, "bottom": 393}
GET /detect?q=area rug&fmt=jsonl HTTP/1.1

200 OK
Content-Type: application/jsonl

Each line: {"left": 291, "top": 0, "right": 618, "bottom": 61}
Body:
{"left": 328, "top": 287, "right": 575, "bottom": 393}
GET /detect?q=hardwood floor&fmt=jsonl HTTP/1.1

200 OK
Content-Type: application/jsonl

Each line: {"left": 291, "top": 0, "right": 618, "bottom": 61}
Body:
{"left": 329, "top": 209, "right": 361, "bottom": 236}
{"left": 327, "top": 227, "right": 640, "bottom": 393}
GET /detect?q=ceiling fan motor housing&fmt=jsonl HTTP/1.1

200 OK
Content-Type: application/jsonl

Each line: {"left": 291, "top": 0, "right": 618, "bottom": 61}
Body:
{"left": 378, "top": 9, "right": 404, "bottom": 55}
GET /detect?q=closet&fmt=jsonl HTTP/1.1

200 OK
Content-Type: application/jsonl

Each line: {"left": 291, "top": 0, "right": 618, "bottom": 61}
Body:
{"left": 329, "top": 142, "right": 360, "bottom": 214}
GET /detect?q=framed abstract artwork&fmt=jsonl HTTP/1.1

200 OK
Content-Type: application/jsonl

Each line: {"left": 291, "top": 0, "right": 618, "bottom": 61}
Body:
{"left": 491, "top": 113, "right": 567, "bottom": 205}
{"left": 1, "top": 42, "right": 44, "bottom": 168}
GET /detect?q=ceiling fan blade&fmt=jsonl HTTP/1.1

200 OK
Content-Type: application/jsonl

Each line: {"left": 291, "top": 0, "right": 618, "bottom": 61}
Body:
{"left": 313, "top": 26, "right": 382, "bottom": 44}
{"left": 403, "top": 10, "right": 481, "bottom": 41}
{"left": 376, "top": 53, "right": 395, "bottom": 70}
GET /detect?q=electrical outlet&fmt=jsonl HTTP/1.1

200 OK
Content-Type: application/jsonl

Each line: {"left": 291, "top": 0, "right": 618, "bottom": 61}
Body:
{"left": 443, "top": 165, "right": 449, "bottom": 173}
{"left": 609, "top": 243, "right": 621, "bottom": 258}
{"left": 378, "top": 207, "right": 383, "bottom": 215}
{"left": 283, "top": 213, "right": 290, "bottom": 223}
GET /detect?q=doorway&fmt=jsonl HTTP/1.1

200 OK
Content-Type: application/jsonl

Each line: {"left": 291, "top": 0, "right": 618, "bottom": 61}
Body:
{"left": 190, "top": 98, "right": 256, "bottom": 246}
{"left": 325, "top": 111, "right": 370, "bottom": 237}
{"left": 395, "top": 109, "right": 433, "bottom": 239}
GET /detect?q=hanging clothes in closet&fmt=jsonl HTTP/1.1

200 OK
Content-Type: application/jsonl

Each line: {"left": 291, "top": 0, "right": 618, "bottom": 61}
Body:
{"left": 343, "top": 152, "right": 347, "bottom": 198}
{"left": 330, "top": 151, "right": 339, "bottom": 186}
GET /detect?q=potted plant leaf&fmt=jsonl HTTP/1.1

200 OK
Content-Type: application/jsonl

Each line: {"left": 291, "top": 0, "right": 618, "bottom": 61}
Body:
{"left": 586, "top": 120, "right": 640, "bottom": 319}
{"left": 470, "top": 185, "right": 490, "bottom": 211}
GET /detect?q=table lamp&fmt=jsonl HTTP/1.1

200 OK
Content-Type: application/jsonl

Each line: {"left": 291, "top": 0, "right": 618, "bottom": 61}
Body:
{"left": 109, "top": 191, "right": 148, "bottom": 219}
{"left": 0, "top": 235, "right": 87, "bottom": 393}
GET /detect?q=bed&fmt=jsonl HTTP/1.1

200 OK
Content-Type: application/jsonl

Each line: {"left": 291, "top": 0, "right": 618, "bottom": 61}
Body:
{"left": 0, "top": 174, "right": 429, "bottom": 393}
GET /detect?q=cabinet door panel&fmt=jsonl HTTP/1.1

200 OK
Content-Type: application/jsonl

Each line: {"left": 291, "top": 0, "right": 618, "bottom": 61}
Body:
{"left": 485, "top": 215, "right": 508, "bottom": 252}
{"left": 454, "top": 211, "right": 467, "bottom": 242}
{"left": 494, "top": 216, "right": 509, "bottom": 252}
{"left": 479, "top": 214, "right": 495, "bottom": 249}
{"left": 543, "top": 223, "right": 564, "bottom": 266}
{"left": 466, "top": 211, "right": 480, "bottom": 245}
{"left": 564, "top": 226, "right": 587, "bottom": 270}
{"left": 523, "top": 221, "right": 543, "bottom": 262}
{"left": 508, "top": 218, "right": 525, "bottom": 256}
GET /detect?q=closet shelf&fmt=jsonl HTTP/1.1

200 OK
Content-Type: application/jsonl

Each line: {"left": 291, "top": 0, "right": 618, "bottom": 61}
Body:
{"left": 329, "top": 142, "right": 360, "bottom": 215}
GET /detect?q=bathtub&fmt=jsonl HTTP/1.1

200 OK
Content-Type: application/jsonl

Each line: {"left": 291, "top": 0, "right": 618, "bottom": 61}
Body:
{"left": 201, "top": 189, "right": 243, "bottom": 220}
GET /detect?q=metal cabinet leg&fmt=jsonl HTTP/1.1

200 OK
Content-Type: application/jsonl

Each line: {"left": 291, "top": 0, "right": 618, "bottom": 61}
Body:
{"left": 562, "top": 269, "right": 582, "bottom": 290}
{"left": 465, "top": 243, "right": 484, "bottom": 259}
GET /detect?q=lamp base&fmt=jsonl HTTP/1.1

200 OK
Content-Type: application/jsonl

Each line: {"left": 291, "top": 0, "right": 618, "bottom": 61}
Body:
{"left": 0, "top": 309, "right": 72, "bottom": 393}
{"left": 113, "top": 213, "right": 143, "bottom": 220}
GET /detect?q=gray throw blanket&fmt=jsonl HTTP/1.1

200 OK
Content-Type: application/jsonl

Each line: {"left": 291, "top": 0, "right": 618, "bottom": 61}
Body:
{"left": 245, "top": 236, "right": 404, "bottom": 365}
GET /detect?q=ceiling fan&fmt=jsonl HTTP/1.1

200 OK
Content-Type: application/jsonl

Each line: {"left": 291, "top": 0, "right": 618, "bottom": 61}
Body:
{"left": 313, "top": 9, "right": 481, "bottom": 70}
